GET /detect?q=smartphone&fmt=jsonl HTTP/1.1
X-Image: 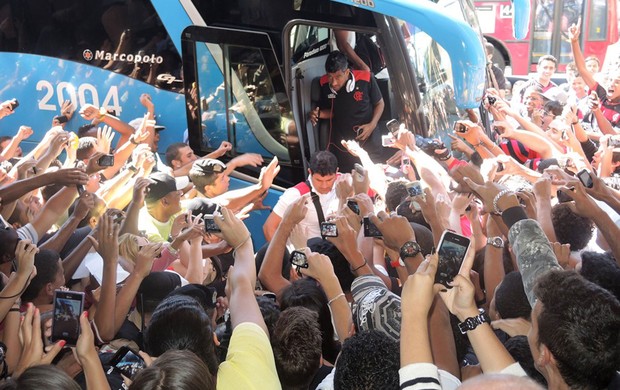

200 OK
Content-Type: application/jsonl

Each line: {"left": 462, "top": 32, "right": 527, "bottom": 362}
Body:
{"left": 320, "top": 222, "right": 338, "bottom": 238}
{"left": 51, "top": 290, "right": 85, "bottom": 346}
{"left": 402, "top": 157, "right": 410, "bottom": 166}
{"left": 577, "top": 169, "right": 594, "bottom": 188}
{"left": 435, "top": 231, "right": 470, "bottom": 288}
{"left": 76, "top": 184, "right": 85, "bottom": 195}
{"left": 453, "top": 122, "right": 466, "bottom": 133}
{"left": 98, "top": 154, "right": 114, "bottom": 167}
{"left": 203, "top": 215, "right": 221, "bottom": 232}
{"left": 382, "top": 134, "right": 395, "bottom": 147}
{"left": 107, "top": 346, "right": 146, "bottom": 379}
{"left": 406, "top": 181, "right": 423, "bottom": 197}
{"left": 289, "top": 250, "right": 308, "bottom": 268}
{"left": 363, "top": 217, "right": 382, "bottom": 237}
{"left": 347, "top": 199, "right": 360, "bottom": 215}
{"left": 9, "top": 99, "right": 18, "bottom": 110}
{"left": 486, "top": 95, "right": 496, "bottom": 106}
{"left": 386, "top": 119, "right": 401, "bottom": 135}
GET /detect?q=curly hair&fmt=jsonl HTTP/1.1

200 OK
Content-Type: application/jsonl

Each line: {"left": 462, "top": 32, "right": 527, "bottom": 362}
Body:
{"left": 333, "top": 330, "right": 400, "bottom": 390}
{"left": 551, "top": 203, "right": 593, "bottom": 251}
{"left": 534, "top": 270, "right": 620, "bottom": 389}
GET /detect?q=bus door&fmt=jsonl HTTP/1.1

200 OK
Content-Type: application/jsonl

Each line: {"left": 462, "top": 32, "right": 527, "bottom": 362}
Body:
{"left": 181, "top": 26, "right": 300, "bottom": 248}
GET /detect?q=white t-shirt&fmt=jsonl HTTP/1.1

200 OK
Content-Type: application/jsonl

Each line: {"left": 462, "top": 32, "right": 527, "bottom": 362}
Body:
{"left": 272, "top": 181, "right": 340, "bottom": 242}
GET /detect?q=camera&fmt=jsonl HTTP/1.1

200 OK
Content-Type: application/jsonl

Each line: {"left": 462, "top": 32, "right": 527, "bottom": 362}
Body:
{"left": 320, "top": 222, "right": 338, "bottom": 238}
{"left": 608, "top": 137, "right": 620, "bottom": 148}
{"left": 453, "top": 122, "right": 467, "bottom": 133}
{"left": 577, "top": 169, "right": 594, "bottom": 188}
{"left": 386, "top": 119, "right": 401, "bottom": 135}
{"left": 203, "top": 215, "right": 221, "bottom": 232}
{"left": 98, "top": 154, "right": 115, "bottom": 167}
{"left": 415, "top": 135, "right": 446, "bottom": 156}
{"left": 347, "top": 199, "right": 360, "bottom": 215}
{"left": 487, "top": 95, "right": 496, "bottom": 106}
{"left": 381, "top": 134, "right": 395, "bottom": 147}
{"left": 406, "top": 181, "right": 423, "bottom": 197}
{"left": 363, "top": 217, "right": 382, "bottom": 237}
{"left": 289, "top": 250, "right": 308, "bottom": 268}
{"left": 8, "top": 99, "right": 18, "bottom": 110}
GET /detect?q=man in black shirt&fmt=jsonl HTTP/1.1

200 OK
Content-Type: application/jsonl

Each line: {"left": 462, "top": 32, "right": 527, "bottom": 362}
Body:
{"left": 310, "top": 51, "right": 384, "bottom": 171}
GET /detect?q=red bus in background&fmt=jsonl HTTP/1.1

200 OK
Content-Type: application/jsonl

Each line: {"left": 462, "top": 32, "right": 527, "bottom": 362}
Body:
{"left": 475, "top": 0, "right": 618, "bottom": 76}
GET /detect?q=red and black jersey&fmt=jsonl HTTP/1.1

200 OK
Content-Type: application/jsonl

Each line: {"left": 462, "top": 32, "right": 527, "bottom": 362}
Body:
{"left": 318, "top": 70, "right": 383, "bottom": 140}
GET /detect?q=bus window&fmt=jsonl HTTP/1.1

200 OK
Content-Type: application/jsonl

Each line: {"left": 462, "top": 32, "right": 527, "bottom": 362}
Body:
{"left": 228, "top": 45, "right": 294, "bottom": 156}
{"left": 401, "top": 21, "right": 459, "bottom": 139}
{"left": 559, "top": 0, "right": 583, "bottom": 63}
{"left": 0, "top": 0, "right": 183, "bottom": 93}
{"left": 182, "top": 26, "right": 294, "bottom": 163}
{"left": 588, "top": 0, "right": 608, "bottom": 41}
{"left": 532, "top": 0, "right": 555, "bottom": 64}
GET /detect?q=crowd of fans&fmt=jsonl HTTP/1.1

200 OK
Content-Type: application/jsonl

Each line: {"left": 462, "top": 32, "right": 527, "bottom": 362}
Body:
{"left": 0, "top": 19, "right": 616, "bottom": 390}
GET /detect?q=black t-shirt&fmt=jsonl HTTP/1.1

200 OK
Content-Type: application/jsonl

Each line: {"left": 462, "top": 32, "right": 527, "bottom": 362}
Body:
{"left": 595, "top": 83, "right": 620, "bottom": 127}
{"left": 318, "top": 70, "right": 382, "bottom": 143}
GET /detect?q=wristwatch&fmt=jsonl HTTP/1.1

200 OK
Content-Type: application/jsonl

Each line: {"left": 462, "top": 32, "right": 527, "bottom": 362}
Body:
{"left": 457, "top": 309, "right": 491, "bottom": 334}
{"left": 486, "top": 236, "right": 504, "bottom": 248}
{"left": 399, "top": 241, "right": 421, "bottom": 259}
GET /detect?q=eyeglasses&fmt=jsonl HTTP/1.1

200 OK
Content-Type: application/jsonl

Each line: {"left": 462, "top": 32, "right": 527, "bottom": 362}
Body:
{"left": 202, "top": 163, "right": 225, "bottom": 174}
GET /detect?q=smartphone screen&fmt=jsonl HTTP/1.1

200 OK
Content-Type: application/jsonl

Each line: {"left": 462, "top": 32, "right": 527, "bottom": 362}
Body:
{"left": 51, "top": 290, "right": 85, "bottom": 346}
{"left": 363, "top": 217, "right": 382, "bottom": 237}
{"left": 108, "top": 346, "right": 146, "bottom": 379}
{"left": 435, "top": 231, "right": 470, "bottom": 287}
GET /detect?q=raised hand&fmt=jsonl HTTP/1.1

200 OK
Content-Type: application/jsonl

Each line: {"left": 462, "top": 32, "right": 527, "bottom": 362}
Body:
{"left": 14, "top": 239, "right": 38, "bottom": 279}
{"left": 73, "top": 191, "right": 95, "bottom": 221}
{"left": 258, "top": 156, "right": 280, "bottom": 190}
{"left": 437, "top": 235, "right": 478, "bottom": 319}
{"left": 282, "top": 194, "right": 309, "bottom": 226}
{"left": 401, "top": 253, "right": 440, "bottom": 317}
{"left": 96, "top": 125, "right": 115, "bottom": 154}
{"left": 14, "top": 304, "right": 65, "bottom": 377}
{"left": 214, "top": 207, "right": 251, "bottom": 249}
{"left": 369, "top": 211, "right": 416, "bottom": 252}
{"left": 567, "top": 18, "right": 581, "bottom": 42}
{"left": 88, "top": 212, "right": 119, "bottom": 263}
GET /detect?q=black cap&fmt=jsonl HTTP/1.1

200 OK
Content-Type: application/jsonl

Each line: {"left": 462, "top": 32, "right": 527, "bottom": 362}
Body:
{"left": 145, "top": 172, "right": 185, "bottom": 203}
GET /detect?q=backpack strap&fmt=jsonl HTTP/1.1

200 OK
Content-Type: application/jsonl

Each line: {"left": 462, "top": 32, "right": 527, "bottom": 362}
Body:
{"left": 293, "top": 181, "right": 325, "bottom": 225}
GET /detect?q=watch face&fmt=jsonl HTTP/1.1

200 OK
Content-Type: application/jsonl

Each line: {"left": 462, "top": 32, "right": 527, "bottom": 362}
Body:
{"left": 488, "top": 237, "right": 503, "bottom": 248}
{"left": 400, "top": 241, "right": 421, "bottom": 258}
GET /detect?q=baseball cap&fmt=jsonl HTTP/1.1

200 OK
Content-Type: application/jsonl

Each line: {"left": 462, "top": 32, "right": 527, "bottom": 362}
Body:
{"left": 189, "top": 159, "right": 227, "bottom": 186}
{"left": 128, "top": 117, "right": 165, "bottom": 131}
{"left": 145, "top": 172, "right": 188, "bottom": 203}
{"left": 137, "top": 272, "right": 183, "bottom": 313}
{"left": 542, "top": 87, "right": 568, "bottom": 105}
{"left": 351, "top": 275, "right": 402, "bottom": 341}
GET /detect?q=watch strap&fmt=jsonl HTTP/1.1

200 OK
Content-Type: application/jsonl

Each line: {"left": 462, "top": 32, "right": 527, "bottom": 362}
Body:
{"left": 399, "top": 241, "right": 421, "bottom": 259}
{"left": 457, "top": 309, "right": 490, "bottom": 334}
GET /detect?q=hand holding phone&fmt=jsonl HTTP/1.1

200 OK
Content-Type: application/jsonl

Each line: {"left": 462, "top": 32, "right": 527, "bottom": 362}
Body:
{"left": 98, "top": 154, "right": 115, "bottom": 167}
{"left": 51, "top": 290, "right": 85, "bottom": 346}
{"left": 289, "top": 249, "right": 308, "bottom": 268}
{"left": 435, "top": 231, "right": 470, "bottom": 288}
{"left": 203, "top": 215, "right": 221, "bottom": 233}
{"left": 363, "top": 217, "right": 382, "bottom": 237}
{"left": 577, "top": 169, "right": 593, "bottom": 188}
{"left": 387, "top": 119, "right": 401, "bottom": 135}
{"left": 107, "top": 346, "right": 147, "bottom": 379}
{"left": 320, "top": 222, "right": 338, "bottom": 238}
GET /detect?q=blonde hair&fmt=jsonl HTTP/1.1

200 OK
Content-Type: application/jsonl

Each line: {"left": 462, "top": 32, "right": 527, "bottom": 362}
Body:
{"left": 118, "top": 233, "right": 142, "bottom": 267}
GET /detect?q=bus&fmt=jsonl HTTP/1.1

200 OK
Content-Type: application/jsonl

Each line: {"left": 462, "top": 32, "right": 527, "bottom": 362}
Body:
{"left": 0, "top": 0, "right": 486, "bottom": 247}
{"left": 476, "top": 0, "right": 618, "bottom": 75}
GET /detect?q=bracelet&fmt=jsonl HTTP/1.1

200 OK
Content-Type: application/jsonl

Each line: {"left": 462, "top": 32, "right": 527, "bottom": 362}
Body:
{"left": 492, "top": 189, "right": 514, "bottom": 215}
{"left": 350, "top": 259, "right": 367, "bottom": 272}
{"left": 328, "top": 293, "right": 345, "bottom": 306}
{"left": 129, "top": 135, "right": 139, "bottom": 145}
{"left": 8, "top": 308, "right": 19, "bottom": 313}
{"left": 232, "top": 235, "right": 251, "bottom": 258}
{"left": 473, "top": 142, "right": 484, "bottom": 148}
{"left": 572, "top": 121, "right": 579, "bottom": 125}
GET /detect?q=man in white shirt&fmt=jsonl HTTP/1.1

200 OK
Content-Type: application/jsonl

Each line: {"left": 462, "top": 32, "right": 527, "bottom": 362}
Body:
{"left": 263, "top": 151, "right": 340, "bottom": 242}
